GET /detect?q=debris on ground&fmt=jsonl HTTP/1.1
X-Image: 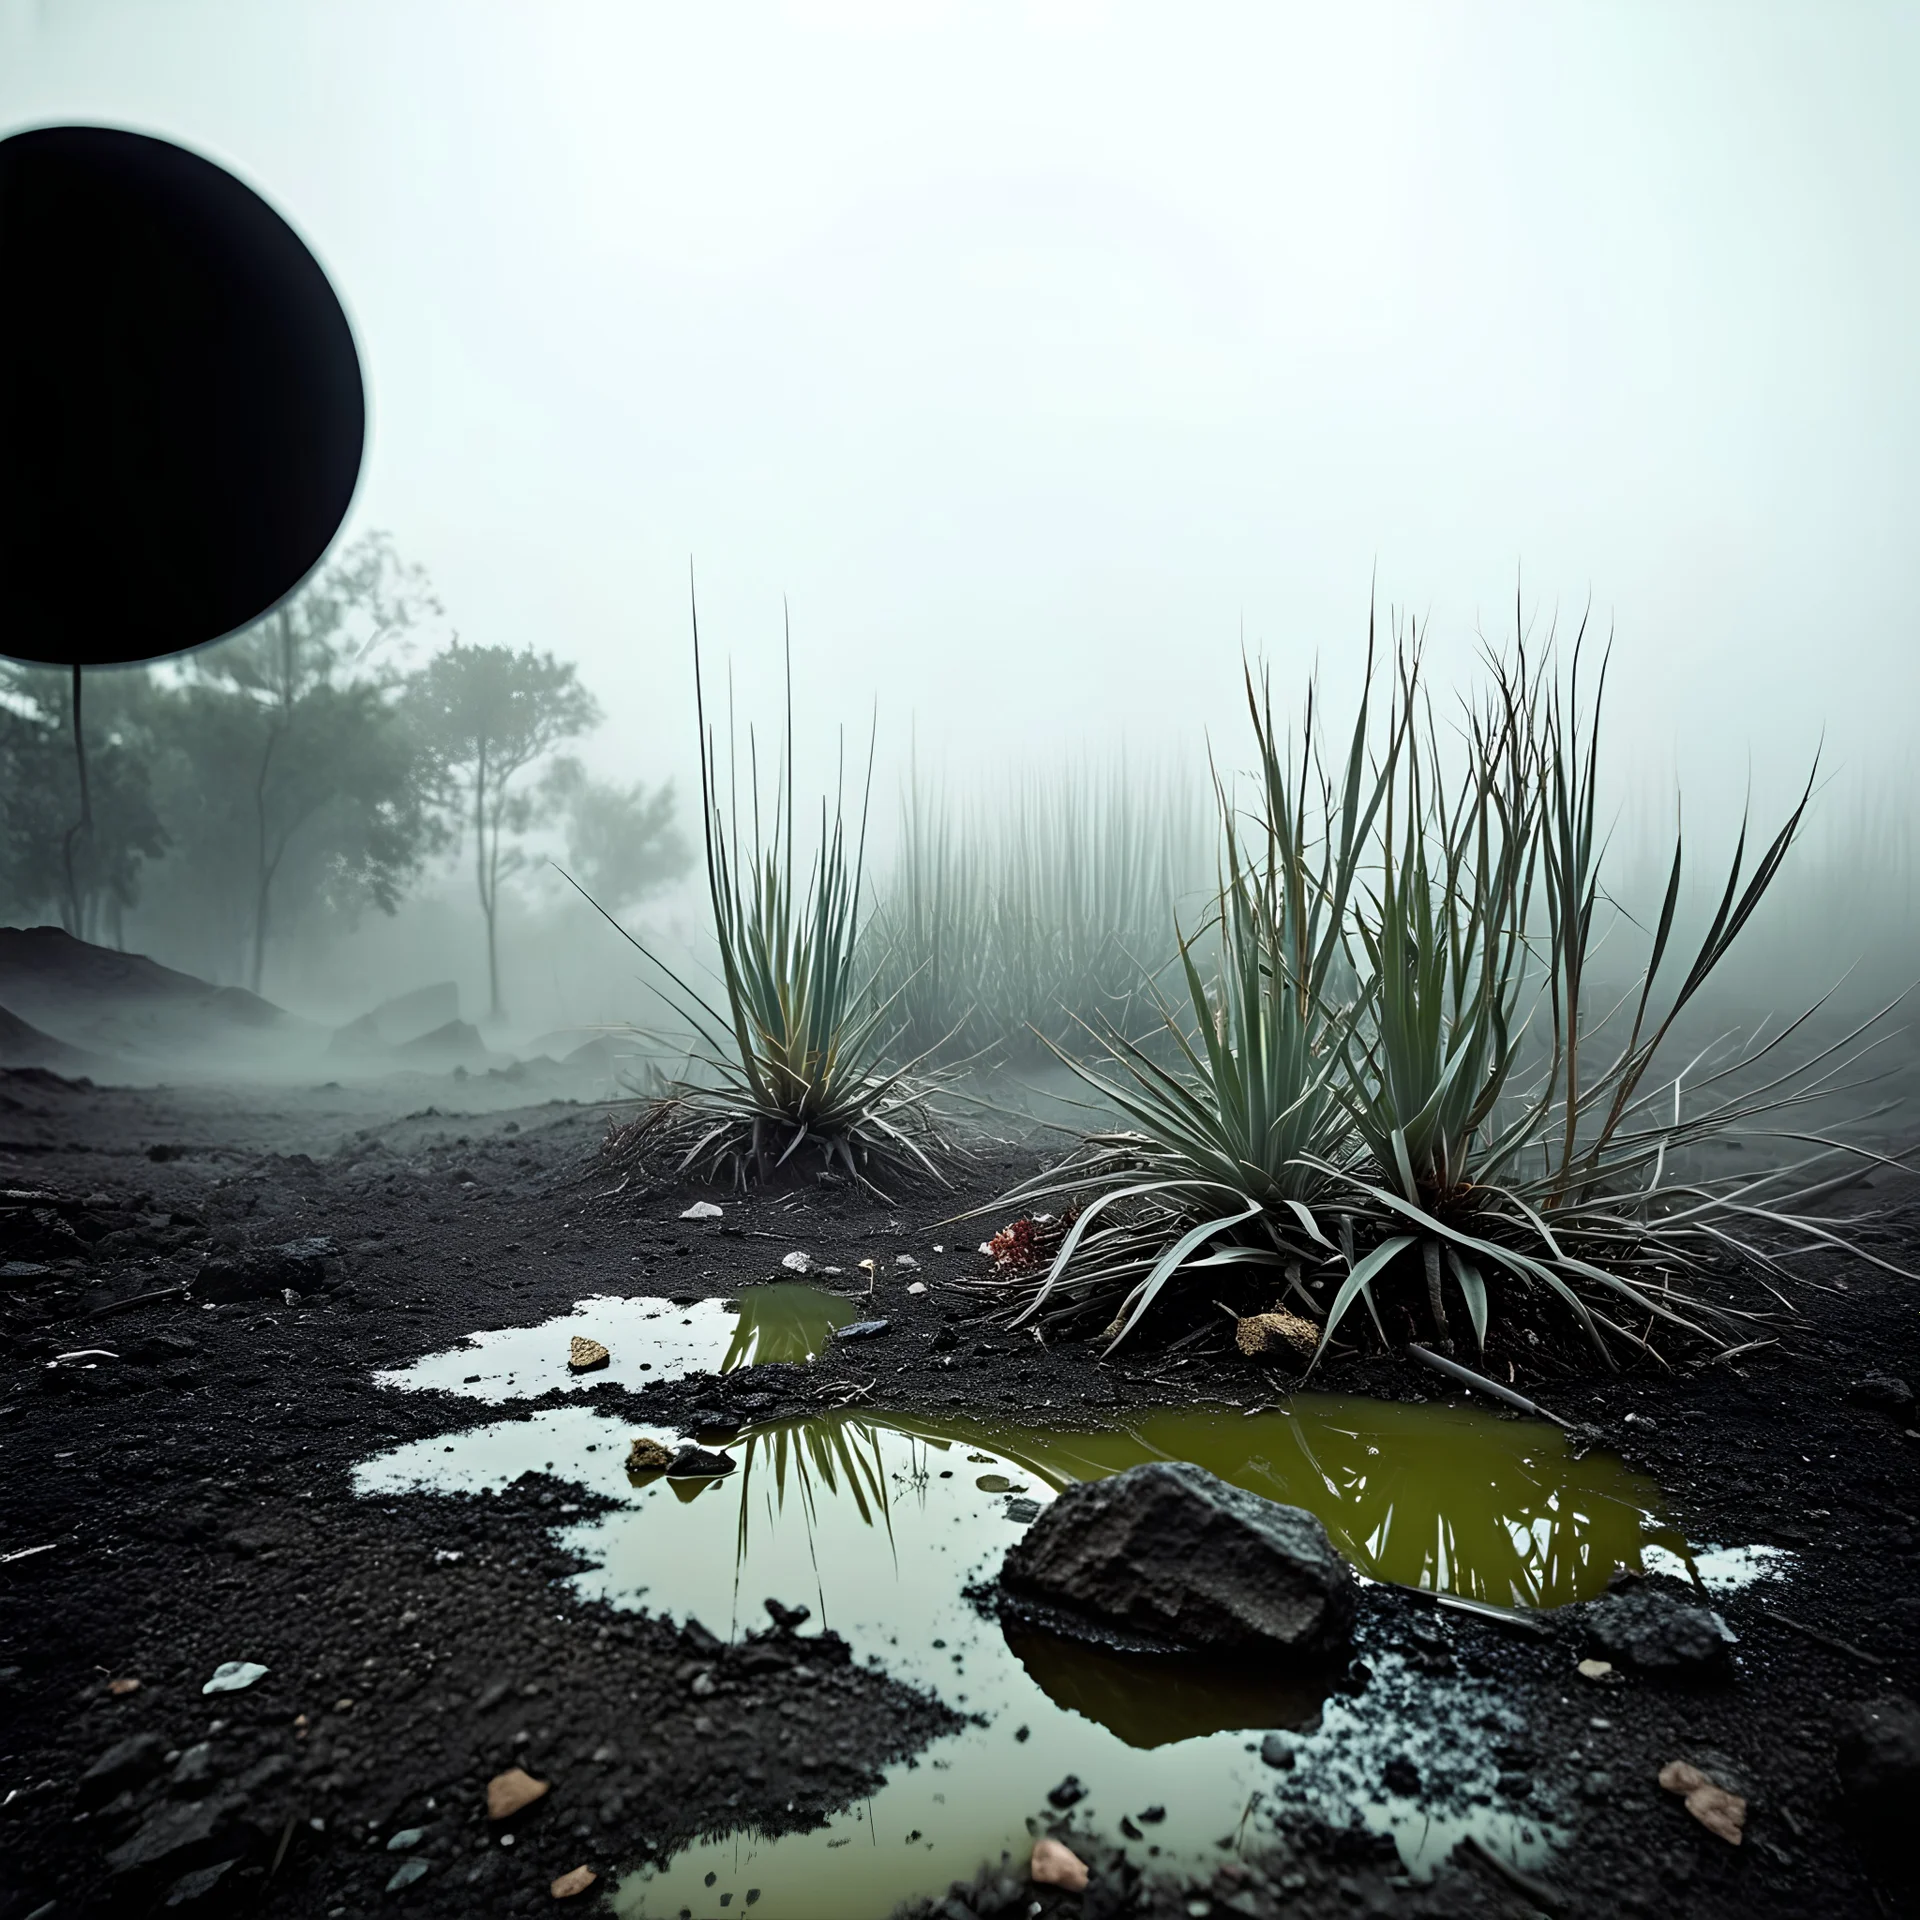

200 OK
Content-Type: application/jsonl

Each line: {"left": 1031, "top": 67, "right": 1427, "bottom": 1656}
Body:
{"left": 835, "top": 1318, "right": 891, "bottom": 1340}
{"left": 1233, "top": 1306, "right": 1320, "bottom": 1362}
{"left": 981, "top": 1208, "right": 1078, "bottom": 1275}
{"left": 567, "top": 1335, "right": 610, "bottom": 1372}
{"left": 1659, "top": 1759, "right": 1747, "bottom": 1843}
{"left": 780, "top": 1250, "right": 814, "bottom": 1274}
{"left": 626, "top": 1436, "right": 674, "bottom": 1473}
{"left": 200, "top": 1661, "right": 267, "bottom": 1694}
{"left": 1029, "top": 1835, "right": 1089, "bottom": 1890}
{"left": 550, "top": 1865, "right": 598, "bottom": 1897}
{"left": 666, "top": 1445, "right": 736, "bottom": 1477}
{"left": 680, "top": 1200, "right": 724, "bottom": 1220}
{"left": 487, "top": 1767, "right": 550, "bottom": 1820}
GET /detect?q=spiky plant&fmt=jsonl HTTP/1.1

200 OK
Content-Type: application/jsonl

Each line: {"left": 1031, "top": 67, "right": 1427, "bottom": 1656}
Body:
{"left": 975, "top": 610, "right": 1912, "bottom": 1362}
{"left": 581, "top": 600, "right": 952, "bottom": 1197}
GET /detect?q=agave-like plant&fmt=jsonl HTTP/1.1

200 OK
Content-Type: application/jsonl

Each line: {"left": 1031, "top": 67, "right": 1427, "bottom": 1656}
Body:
{"left": 977, "top": 609, "right": 1912, "bottom": 1363}
{"left": 966, "top": 637, "right": 1394, "bottom": 1347}
{"left": 581, "top": 600, "right": 952, "bottom": 1197}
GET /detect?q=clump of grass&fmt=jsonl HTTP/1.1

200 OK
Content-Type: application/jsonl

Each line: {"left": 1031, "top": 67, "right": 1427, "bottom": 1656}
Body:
{"left": 868, "top": 755, "right": 1209, "bottom": 1067}
{"left": 579, "top": 601, "right": 953, "bottom": 1197}
{"left": 974, "top": 610, "right": 1911, "bottom": 1363}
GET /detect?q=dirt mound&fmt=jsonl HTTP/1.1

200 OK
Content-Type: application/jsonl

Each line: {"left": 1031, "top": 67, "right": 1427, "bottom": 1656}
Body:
{"left": 0, "top": 926, "right": 312, "bottom": 1068}
{"left": 0, "top": 1000, "right": 95, "bottom": 1072}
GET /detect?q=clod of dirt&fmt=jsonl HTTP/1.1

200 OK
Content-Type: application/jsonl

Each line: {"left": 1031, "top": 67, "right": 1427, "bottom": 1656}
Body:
{"left": 1030, "top": 1836, "right": 1089, "bottom": 1890}
{"left": 1233, "top": 1307, "right": 1320, "bottom": 1362}
{"left": 550, "top": 1865, "right": 598, "bottom": 1897}
{"left": 626, "top": 1436, "right": 674, "bottom": 1473}
{"left": 486, "top": 1767, "right": 550, "bottom": 1819}
{"left": 1659, "top": 1760, "right": 1747, "bottom": 1843}
{"left": 1582, "top": 1589, "right": 1737, "bottom": 1681}
{"left": 568, "top": 1335, "right": 610, "bottom": 1372}
{"left": 1000, "top": 1460, "right": 1354, "bottom": 1654}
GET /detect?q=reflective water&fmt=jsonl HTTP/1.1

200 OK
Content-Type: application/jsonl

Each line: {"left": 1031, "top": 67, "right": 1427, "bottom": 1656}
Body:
{"left": 357, "top": 1393, "right": 1735, "bottom": 1917}
{"left": 371, "top": 1283, "right": 857, "bottom": 1401}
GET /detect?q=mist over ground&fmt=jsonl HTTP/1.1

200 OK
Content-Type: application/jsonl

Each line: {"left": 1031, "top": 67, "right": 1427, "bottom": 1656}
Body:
{"left": 1, "top": 0, "right": 1915, "bottom": 1081}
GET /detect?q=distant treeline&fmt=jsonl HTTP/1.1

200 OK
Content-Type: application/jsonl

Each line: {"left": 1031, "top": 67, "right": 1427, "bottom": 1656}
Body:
{"left": 0, "top": 533, "right": 689, "bottom": 1015}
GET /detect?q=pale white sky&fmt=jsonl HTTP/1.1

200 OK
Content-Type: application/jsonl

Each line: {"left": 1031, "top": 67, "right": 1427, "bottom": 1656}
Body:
{"left": 5, "top": 0, "right": 1916, "bottom": 828}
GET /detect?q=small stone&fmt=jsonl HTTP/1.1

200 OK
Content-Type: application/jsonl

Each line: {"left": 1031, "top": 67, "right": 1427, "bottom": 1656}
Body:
{"left": 626, "top": 1437, "right": 674, "bottom": 1473}
{"left": 551, "top": 1865, "right": 598, "bottom": 1898}
{"left": 1659, "top": 1761, "right": 1746, "bottom": 1843}
{"left": 387, "top": 1827, "right": 426, "bottom": 1851}
{"left": 80, "top": 1732, "right": 168, "bottom": 1805}
{"left": 689, "top": 1670, "right": 717, "bottom": 1697}
{"left": 1383, "top": 1755, "right": 1420, "bottom": 1795}
{"left": 1047, "top": 1774, "right": 1087, "bottom": 1808}
{"left": 386, "top": 1859, "right": 431, "bottom": 1892}
{"left": 163, "top": 1860, "right": 238, "bottom": 1908}
{"left": 895, "top": 1254, "right": 919, "bottom": 1270}
{"left": 666, "top": 1445, "right": 735, "bottom": 1478}
{"left": 169, "top": 1742, "right": 217, "bottom": 1793}
{"left": 1005, "top": 1497, "right": 1041, "bottom": 1523}
{"left": 906, "top": 1281, "right": 927, "bottom": 1295}
{"left": 1259, "top": 1733, "right": 1295, "bottom": 1770}
{"left": 1031, "top": 1836, "right": 1089, "bottom": 1891}
{"left": 680, "top": 1201, "right": 724, "bottom": 1220}
{"left": 1584, "top": 1590, "right": 1737, "bottom": 1681}
{"left": 568, "top": 1337, "right": 610, "bottom": 1373}
{"left": 833, "top": 1319, "right": 891, "bottom": 1340}
{"left": 1852, "top": 1374, "right": 1915, "bottom": 1416}
{"left": 765, "top": 1597, "right": 812, "bottom": 1631}
{"left": 107, "top": 1676, "right": 142, "bottom": 1697}
{"left": 1834, "top": 1694, "right": 1920, "bottom": 1819}
{"left": 486, "top": 1768, "right": 549, "bottom": 1820}
{"left": 201, "top": 1661, "right": 268, "bottom": 1695}
{"left": 1578, "top": 1658, "right": 1615, "bottom": 1682}
{"left": 779, "top": 1251, "right": 814, "bottom": 1274}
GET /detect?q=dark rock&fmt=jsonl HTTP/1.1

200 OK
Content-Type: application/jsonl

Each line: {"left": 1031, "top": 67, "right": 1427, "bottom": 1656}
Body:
{"left": 765, "top": 1597, "right": 812, "bottom": 1631}
{"left": 1851, "top": 1374, "right": 1915, "bottom": 1417}
{"left": 162, "top": 1860, "right": 239, "bottom": 1908}
{"left": 168, "top": 1742, "right": 218, "bottom": 1795}
{"left": 104, "top": 1796, "right": 250, "bottom": 1878}
{"left": 999, "top": 1461, "right": 1353, "bottom": 1655}
{"left": 1383, "top": 1755, "right": 1420, "bottom": 1795}
{"left": 1260, "top": 1733, "right": 1295, "bottom": 1770}
{"left": 79, "top": 1731, "right": 168, "bottom": 1805}
{"left": 1835, "top": 1694, "right": 1920, "bottom": 1818}
{"left": 681, "top": 1618, "right": 725, "bottom": 1657}
{"left": 235, "top": 1753, "right": 293, "bottom": 1796}
{"left": 1046, "top": 1773, "right": 1087, "bottom": 1809}
{"left": 834, "top": 1319, "right": 891, "bottom": 1340}
{"left": 1497, "top": 1770, "right": 1533, "bottom": 1798}
{"left": 1004, "top": 1497, "right": 1041, "bottom": 1524}
{"left": 1583, "top": 1589, "right": 1737, "bottom": 1681}
{"left": 666, "top": 1445, "right": 736, "bottom": 1478}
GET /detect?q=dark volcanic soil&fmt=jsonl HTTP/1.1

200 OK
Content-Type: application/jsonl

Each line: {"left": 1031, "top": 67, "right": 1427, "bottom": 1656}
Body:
{"left": 1, "top": 1064, "right": 1916, "bottom": 1919}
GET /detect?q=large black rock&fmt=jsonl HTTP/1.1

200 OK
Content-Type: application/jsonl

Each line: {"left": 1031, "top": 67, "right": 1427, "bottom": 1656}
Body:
{"left": 998, "top": 1461, "right": 1354, "bottom": 1656}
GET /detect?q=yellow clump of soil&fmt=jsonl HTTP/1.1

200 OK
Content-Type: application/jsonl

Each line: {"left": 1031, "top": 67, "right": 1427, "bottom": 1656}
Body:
{"left": 1234, "top": 1307, "right": 1320, "bottom": 1362}
{"left": 626, "top": 1436, "right": 674, "bottom": 1474}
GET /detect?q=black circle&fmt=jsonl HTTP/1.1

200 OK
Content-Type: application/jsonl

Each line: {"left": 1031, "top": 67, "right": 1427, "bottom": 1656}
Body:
{"left": 0, "top": 125, "right": 365, "bottom": 667}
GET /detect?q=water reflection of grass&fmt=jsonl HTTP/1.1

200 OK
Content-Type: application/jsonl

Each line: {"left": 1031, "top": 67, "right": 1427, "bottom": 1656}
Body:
{"left": 716, "top": 1282, "right": 856, "bottom": 1372}
{"left": 699, "top": 1398, "right": 1683, "bottom": 1615}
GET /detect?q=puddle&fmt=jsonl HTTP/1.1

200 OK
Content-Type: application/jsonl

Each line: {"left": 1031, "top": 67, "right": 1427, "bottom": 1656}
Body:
{"left": 1643, "top": 1541, "right": 1795, "bottom": 1594}
{"left": 357, "top": 1394, "right": 1720, "bottom": 1916}
{"left": 371, "top": 1283, "right": 857, "bottom": 1401}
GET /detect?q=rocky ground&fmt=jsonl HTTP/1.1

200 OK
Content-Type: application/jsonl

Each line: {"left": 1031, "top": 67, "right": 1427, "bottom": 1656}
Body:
{"left": 1, "top": 1063, "right": 1917, "bottom": 1919}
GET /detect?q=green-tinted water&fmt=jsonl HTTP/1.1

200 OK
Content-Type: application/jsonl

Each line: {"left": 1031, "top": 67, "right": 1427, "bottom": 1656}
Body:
{"left": 370, "top": 1283, "right": 856, "bottom": 1401}
{"left": 357, "top": 1391, "right": 1758, "bottom": 1917}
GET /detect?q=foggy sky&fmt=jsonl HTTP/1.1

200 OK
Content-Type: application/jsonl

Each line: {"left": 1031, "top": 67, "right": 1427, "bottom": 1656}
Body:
{"left": 4, "top": 0, "right": 1916, "bottom": 831}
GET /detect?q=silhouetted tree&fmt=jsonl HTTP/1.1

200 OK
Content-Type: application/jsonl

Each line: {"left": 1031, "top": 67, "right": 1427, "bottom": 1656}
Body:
{"left": 409, "top": 643, "right": 602, "bottom": 1020}
{"left": 540, "top": 756, "right": 691, "bottom": 916}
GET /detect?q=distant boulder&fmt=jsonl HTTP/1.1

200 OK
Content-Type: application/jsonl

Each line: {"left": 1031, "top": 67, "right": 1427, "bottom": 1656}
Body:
{"left": 327, "top": 982, "right": 460, "bottom": 1057}
{"left": 999, "top": 1461, "right": 1355, "bottom": 1657}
